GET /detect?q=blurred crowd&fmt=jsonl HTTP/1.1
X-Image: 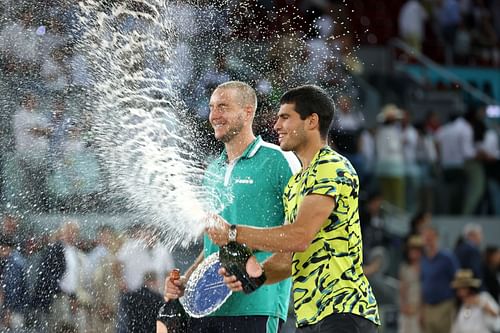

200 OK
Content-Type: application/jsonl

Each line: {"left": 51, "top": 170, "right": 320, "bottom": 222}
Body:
{"left": 0, "top": 214, "right": 174, "bottom": 332}
{"left": 0, "top": 0, "right": 498, "bottom": 216}
{"left": 331, "top": 100, "right": 500, "bottom": 216}
{"left": 398, "top": 0, "right": 500, "bottom": 66}
{"left": 394, "top": 219, "right": 500, "bottom": 333}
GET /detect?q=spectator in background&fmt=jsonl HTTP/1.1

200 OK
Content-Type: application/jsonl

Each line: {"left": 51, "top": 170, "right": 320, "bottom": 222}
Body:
{"left": 414, "top": 122, "right": 438, "bottom": 213}
{"left": 408, "top": 210, "right": 432, "bottom": 237}
{"left": 48, "top": 97, "right": 75, "bottom": 167}
{"left": 90, "top": 228, "right": 124, "bottom": 333}
{"left": 41, "top": 46, "right": 70, "bottom": 93}
{"left": 454, "top": 21, "right": 472, "bottom": 64}
{"left": 329, "top": 94, "right": 365, "bottom": 181}
{"left": 450, "top": 269, "right": 500, "bottom": 333}
{"left": 116, "top": 224, "right": 173, "bottom": 332}
{"left": 359, "top": 126, "right": 376, "bottom": 189}
{"left": 375, "top": 104, "right": 406, "bottom": 210}
{"left": 462, "top": 107, "right": 489, "bottom": 214}
{"left": 399, "top": 235, "right": 424, "bottom": 333}
{"left": 306, "top": 14, "right": 338, "bottom": 84}
{"left": 117, "top": 224, "right": 174, "bottom": 293}
{"left": 49, "top": 221, "right": 91, "bottom": 333}
{"left": 123, "top": 272, "right": 164, "bottom": 332}
{"left": 435, "top": 111, "right": 475, "bottom": 215}
{"left": 421, "top": 226, "right": 459, "bottom": 333}
{"left": 436, "top": 0, "right": 462, "bottom": 64}
{"left": 402, "top": 110, "right": 420, "bottom": 213}
{"left": 482, "top": 246, "right": 500, "bottom": 303}
{"left": 398, "top": 0, "right": 429, "bottom": 52}
{"left": 12, "top": 94, "right": 49, "bottom": 157}
{"left": 360, "top": 189, "right": 386, "bottom": 256}
{"left": 455, "top": 223, "right": 483, "bottom": 280}
{"left": 30, "top": 233, "right": 66, "bottom": 331}
{"left": 12, "top": 93, "right": 51, "bottom": 209}
{"left": 424, "top": 110, "right": 441, "bottom": 134}
{"left": 0, "top": 8, "right": 40, "bottom": 76}
{"left": 472, "top": 107, "right": 500, "bottom": 215}
{"left": 0, "top": 233, "right": 29, "bottom": 331}
{"left": 1, "top": 214, "right": 25, "bottom": 250}
{"left": 86, "top": 225, "right": 116, "bottom": 278}
{"left": 470, "top": 0, "right": 498, "bottom": 66}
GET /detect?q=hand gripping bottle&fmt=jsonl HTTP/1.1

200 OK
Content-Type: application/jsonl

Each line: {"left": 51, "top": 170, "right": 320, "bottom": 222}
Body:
{"left": 219, "top": 242, "right": 266, "bottom": 294}
{"left": 157, "top": 269, "right": 189, "bottom": 332}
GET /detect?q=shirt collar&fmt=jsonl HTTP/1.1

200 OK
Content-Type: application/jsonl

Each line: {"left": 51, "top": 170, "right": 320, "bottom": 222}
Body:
{"left": 219, "top": 136, "right": 263, "bottom": 163}
{"left": 303, "top": 146, "right": 330, "bottom": 170}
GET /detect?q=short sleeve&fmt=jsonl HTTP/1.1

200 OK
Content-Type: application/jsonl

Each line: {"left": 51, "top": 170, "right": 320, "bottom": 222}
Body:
{"left": 307, "top": 158, "right": 356, "bottom": 200}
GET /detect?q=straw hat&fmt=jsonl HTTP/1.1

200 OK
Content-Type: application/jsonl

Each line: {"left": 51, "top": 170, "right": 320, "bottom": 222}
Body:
{"left": 451, "top": 269, "right": 481, "bottom": 289}
{"left": 377, "top": 104, "right": 404, "bottom": 122}
{"left": 407, "top": 235, "right": 424, "bottom": 248}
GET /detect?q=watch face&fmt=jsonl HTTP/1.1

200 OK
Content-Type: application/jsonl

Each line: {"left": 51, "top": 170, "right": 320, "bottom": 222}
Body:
{"left": 229, "top": 226, "right": 237, "bottom": 241}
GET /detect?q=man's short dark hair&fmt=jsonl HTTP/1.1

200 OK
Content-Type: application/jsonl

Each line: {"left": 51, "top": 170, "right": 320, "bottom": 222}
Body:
{"left": 280, "top": 85, "right": 335, "bottom": 139}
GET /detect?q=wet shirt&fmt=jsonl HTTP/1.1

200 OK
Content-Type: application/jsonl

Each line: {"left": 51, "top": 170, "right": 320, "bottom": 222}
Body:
{"left": 283, "top": 146, "right": 380, "bottom": 327}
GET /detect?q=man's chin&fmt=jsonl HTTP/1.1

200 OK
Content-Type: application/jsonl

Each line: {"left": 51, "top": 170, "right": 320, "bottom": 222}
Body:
{"left": 279, "top": 143, "right": 293, "bottom": 151}
{"left": 213, "top": 132, "right": 226, "bottom": 141}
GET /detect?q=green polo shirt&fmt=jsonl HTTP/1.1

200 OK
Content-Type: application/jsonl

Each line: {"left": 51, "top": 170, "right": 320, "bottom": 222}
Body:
{"left": 203, "top": 136, "right": 300, "bottom": 320}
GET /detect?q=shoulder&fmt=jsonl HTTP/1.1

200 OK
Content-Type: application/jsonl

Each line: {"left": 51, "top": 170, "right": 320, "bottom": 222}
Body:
{"left": 254, "top": 141, "right": 301, "bottom": 173}
{"left": 314, "top": 147, "right": 357, "bottom": 176}
{"left": 439, "top": 250, "right": 459, "bottom": 263}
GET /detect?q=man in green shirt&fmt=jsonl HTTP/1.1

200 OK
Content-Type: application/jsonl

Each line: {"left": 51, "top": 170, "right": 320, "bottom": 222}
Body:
{"left": 163, "top": 81, "right": 300, "bottom": 332}
{"left": 208, "top": 85, "right": 380, "bottom": 333}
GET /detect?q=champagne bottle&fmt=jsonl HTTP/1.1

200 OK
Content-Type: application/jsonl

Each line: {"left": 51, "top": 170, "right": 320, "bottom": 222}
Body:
{"left": 157, "top": 269, "right": 189, "bottom": 332}
{"left": 219, "top": 241, "right": 266, "bottom": 294}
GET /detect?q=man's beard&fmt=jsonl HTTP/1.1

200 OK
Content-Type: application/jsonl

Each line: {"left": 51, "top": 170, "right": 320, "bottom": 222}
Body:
{"left": 219, "top": 121, "right": 244, "bottom": 144}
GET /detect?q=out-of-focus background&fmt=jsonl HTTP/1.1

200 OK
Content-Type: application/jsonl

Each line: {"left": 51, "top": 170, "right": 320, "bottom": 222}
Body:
{"left": 0, "top": 0, "right": 499, "bottom": 332}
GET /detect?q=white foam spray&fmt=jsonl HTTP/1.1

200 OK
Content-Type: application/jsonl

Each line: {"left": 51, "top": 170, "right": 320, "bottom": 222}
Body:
{"left": 76, "top": 0, "right": 222, "bottom": 248}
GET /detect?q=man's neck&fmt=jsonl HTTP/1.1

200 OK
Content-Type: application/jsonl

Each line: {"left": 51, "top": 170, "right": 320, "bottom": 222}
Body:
{"left": 225, "top": 132, "right": 256, "bottom": 162}
{"left": 296, "top": 136, "right": 326, "bottom": 169}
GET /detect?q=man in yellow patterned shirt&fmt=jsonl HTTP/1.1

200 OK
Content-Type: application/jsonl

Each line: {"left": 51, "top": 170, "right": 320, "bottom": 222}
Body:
{"left": 208, "top": 85, "right": 380, "bottom": 332}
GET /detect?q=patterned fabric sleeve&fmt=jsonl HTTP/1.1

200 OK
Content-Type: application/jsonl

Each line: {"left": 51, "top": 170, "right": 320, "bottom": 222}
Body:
{"left": 306, "top": 154, "right": 358, "bottom": 203}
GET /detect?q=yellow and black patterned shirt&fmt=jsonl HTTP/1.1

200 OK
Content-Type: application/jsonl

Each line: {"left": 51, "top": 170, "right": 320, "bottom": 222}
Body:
{"left": 284, "top": 146, "right": 380, "bottom": 327}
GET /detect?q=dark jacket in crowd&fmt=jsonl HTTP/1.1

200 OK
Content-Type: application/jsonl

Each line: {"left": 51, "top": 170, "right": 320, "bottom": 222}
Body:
{"left": 31, "top": 241, "right": 66, "bottom": 311}
{"left": 1, "top": 250, "right": 29, "bottom": 313}
{"left": 124, "top": 286, "right": 164, "bottom": 333}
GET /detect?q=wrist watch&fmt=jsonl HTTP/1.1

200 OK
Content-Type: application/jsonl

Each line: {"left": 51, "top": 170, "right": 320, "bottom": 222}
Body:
{"left": 228, "top": 224, "right": 237, "bottom": 242}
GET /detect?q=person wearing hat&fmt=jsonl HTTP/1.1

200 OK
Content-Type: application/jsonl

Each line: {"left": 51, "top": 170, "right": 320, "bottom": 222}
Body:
{"left": 399, "top": 235, "right": 424, "bottom": 333}
{"left": 374, "top": 103, "right": 406, "bottom": 209}
{"left": 450, "top": 269, "right": 500, "bottom": 333}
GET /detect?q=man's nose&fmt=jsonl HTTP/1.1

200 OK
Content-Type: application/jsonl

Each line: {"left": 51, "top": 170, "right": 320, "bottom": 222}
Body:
{"left": 273, "top": 119, "right": 281, "bottom": 131}
{"left": 210, "top": 107, "right": 223, "bottom": 118}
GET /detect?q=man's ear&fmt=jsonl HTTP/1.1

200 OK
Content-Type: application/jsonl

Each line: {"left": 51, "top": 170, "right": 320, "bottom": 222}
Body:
{"left": 307, "top": 113, "right": 319, "bottom": 131}
{"left": 245, "top": 105, "right": 254, "bottom": 120}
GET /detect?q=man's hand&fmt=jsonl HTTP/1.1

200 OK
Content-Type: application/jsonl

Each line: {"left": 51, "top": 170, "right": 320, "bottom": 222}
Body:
{"left": 163, "top": 271, "right": 187, "bottom": 302}
{"left": 218, "top": 267, "right": 243, "bottom": 292}
{"left": 218, "top": 255, "right": 263, "bottom": 292}
{"left": 206, "top": 213, "right": 231, "bottom": 246}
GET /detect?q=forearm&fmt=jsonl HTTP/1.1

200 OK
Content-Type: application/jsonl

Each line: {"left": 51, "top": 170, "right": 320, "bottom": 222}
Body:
{"left": 185, "top": 251, "right": 204, "bottom": 280}
{"left": 262, "top": 252, "right": 292, "bottom": 285}
{"left": 236, "top": 223, "right": 312, "bottom": 253}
